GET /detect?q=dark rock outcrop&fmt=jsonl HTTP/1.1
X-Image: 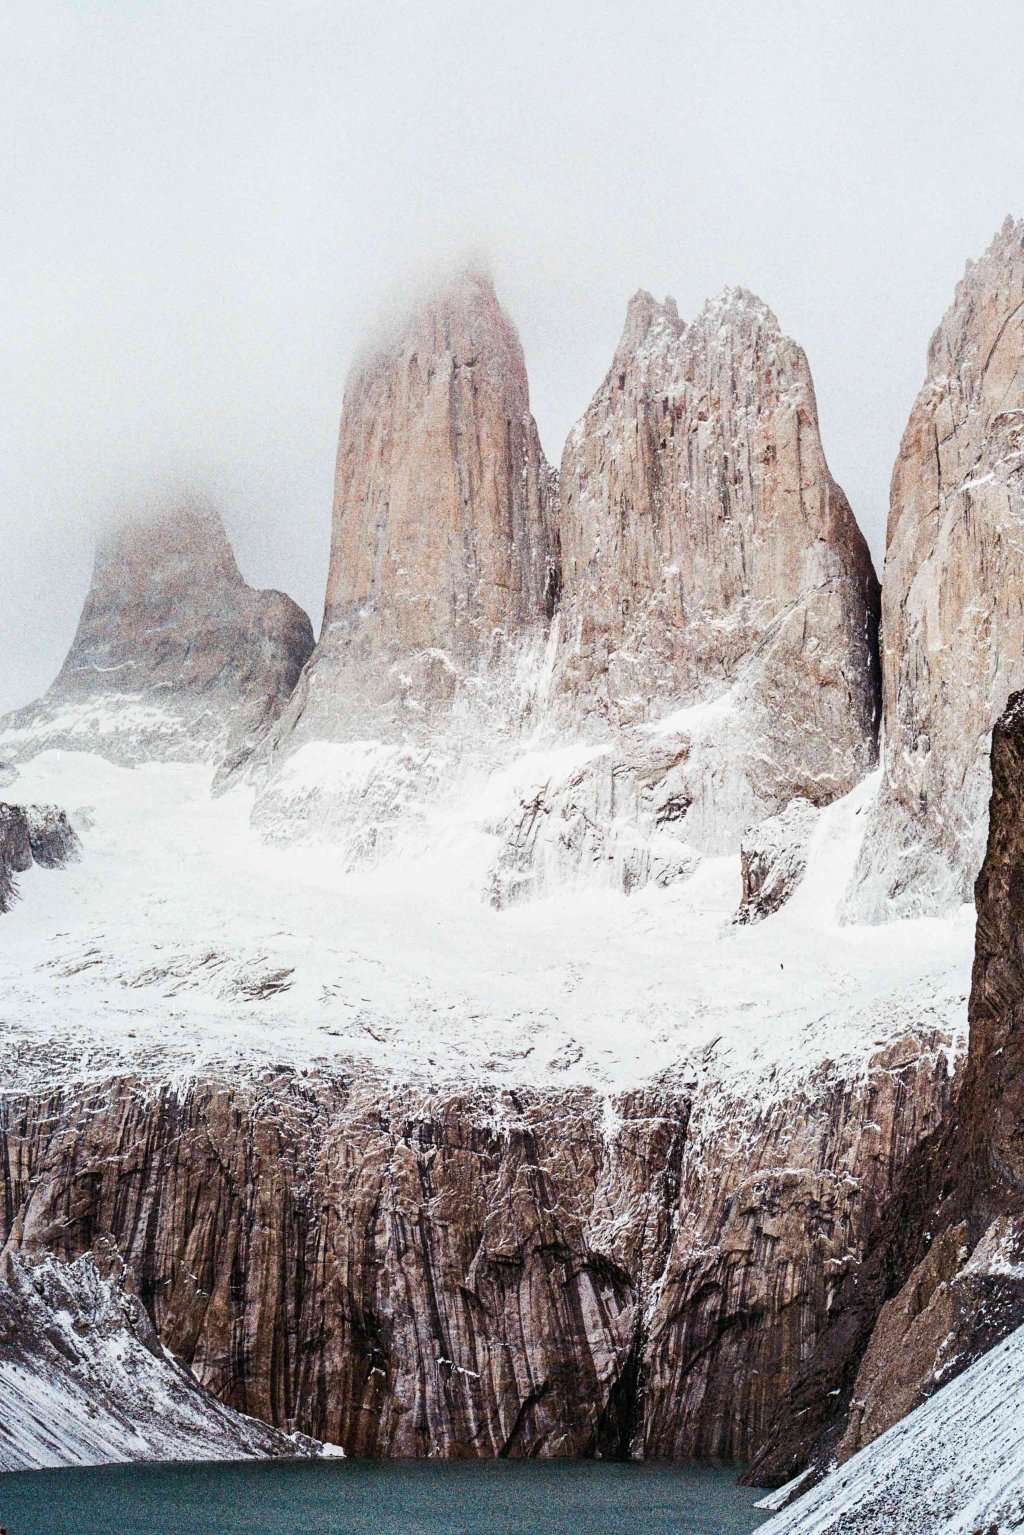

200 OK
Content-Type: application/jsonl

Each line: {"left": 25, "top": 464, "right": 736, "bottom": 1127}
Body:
{"left": 0, "top": 802, "right": 78, "bottom": 912}
{"left": 735, "top": 800, "right": 817, "bottom": 924}
{"left": 0, "top": 503, "right": 314, "bottom": 767}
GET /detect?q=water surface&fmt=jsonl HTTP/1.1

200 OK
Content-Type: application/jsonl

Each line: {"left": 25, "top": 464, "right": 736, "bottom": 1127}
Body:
{"left": 0, "top": 1457, "right": 770, "bottom": 1534}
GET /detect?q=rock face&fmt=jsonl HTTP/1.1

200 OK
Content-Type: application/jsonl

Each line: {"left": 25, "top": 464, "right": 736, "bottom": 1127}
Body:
{"left": 251, "top": 270, "right": 559, "bottom": 850}
{"left": 319, "top": 268, "right": 559, "bottom": 723}
{"left": 735, "top": 799, "right": 818, "bottom": 925}
{"left": 749, "top": 688, "right": 1024, "bottom": 1492}
{"left": 0, "top": 504, "right": 314, "bottom": 767}
{"left": 847, "top": 216, "right": 1024, "bottom": 920}
{"left": 0, "top": 802, "right": 78, "bottom": 912}
{"left": 0, "top": 1028, "right": 956, "bottom": 1461}
{"left": 757, "top": 1318, "right": 1024, "bottom": 1535}
{"left": 0, "top": 1248, "right": 319, "bottom": 1471}
{"left": 488, "top": 289, "right": 880, "bottom": 899}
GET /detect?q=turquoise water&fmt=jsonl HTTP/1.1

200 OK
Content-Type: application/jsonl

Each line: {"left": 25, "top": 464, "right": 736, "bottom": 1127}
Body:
{"left": 0, "top": 1458, "right": 770, "bottom": 1534}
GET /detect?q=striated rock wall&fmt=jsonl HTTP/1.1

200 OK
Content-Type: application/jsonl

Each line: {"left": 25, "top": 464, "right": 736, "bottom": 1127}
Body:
{"left": 0, "top": 1031, "right": 956, "bottom": 1461}
{"left": 0, "top": 503, "right": 314, "bottom": 768}
{"left": 847, "top": 216, "right": 1024, "bottom": 920}
{"left": 555, "top": 289, "right": 879, "bottom": 743}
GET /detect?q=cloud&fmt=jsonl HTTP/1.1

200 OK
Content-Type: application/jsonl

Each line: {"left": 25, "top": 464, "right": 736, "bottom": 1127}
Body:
{"left": 3, "top": 0, "right": 1022, "bottom": 709}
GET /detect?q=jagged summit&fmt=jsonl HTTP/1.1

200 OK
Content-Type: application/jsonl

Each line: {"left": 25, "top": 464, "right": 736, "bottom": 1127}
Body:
{"left": 0, "top": 500, "right": 314, "bottom": 767}
{"left": 509, "top": 279, "right": 881, "bottom": 889}
{"left": 846, "top": 214, "right": 1024, "bottom": 919}
{"left": 695, "top": 283, "right": 782, "bottom": 335}
{"left": 611, "top": 290, "right": 685, "bottom": 371}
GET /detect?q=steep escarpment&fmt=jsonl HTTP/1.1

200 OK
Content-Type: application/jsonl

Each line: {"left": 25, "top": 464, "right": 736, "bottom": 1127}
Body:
{"left": 488, "top": 288, "right": 880, "bottom": 900}
{"left": 0, "top": 503, "right": 314, "bottom": 767}
{"left": 0, "top": 1023, "right": 956, "bottom": 1461}
{"left": 749, "top": 688, "right": 1024, "bottom": 1493}
{"left": 848, "top": 216, "right": 1024, "bottom": 920}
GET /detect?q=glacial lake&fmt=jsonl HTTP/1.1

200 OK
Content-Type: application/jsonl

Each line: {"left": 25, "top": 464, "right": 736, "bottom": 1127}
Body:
{"left": 0, "top": 1458, "right": 771, "bottom": 1534}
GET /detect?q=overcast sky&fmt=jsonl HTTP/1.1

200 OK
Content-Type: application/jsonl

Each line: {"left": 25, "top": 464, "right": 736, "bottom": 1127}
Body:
{"left": 3, "top": 1, "right": 1022, "bottom": 713}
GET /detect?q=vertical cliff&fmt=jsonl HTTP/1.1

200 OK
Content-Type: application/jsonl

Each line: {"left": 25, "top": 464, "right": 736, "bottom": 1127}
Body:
{"left": 0, "top": 1026, "right": 958, "bottom": 1462}
{"left": 748, "top": 688, "right": 1024, "bottom": 1490}
{"left": 0, "top": 503, "right": 314, "bottom": 767}
{"left": 848, "top": 216, "right": 1024, "bottom": 919}
{"left": 556, "top": 288, "right": 879, "bottom": 741}
{"left": 272, "top": 269, "right": 557, "bottom": 738}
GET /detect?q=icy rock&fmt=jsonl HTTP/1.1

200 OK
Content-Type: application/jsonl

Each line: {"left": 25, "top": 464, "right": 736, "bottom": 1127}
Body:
{"left": 758, "top": 1317, "right": 1024, "bottom": 1534}
{"left": 486, "top": 731, "right": 697, "bottom": 905}
{"left": 0, "top": 501, "right": 314, "bottom": 768}
{"left": 736, "top": 799, "right": 818, "bottom": 924}
{"left": 0, "top": 1248, "right": 321, "bottom": 1471}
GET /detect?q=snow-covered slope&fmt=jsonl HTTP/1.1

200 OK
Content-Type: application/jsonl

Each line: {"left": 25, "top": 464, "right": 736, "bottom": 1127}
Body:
{"left": 757, "top": 1319, "right": 1024, "bottom": 1534}
{"left": 0, "top": 1251, "right": 324, "bottom": 1472}
{"left": 0, "top": 745, "right": 971, "bottom": 1103}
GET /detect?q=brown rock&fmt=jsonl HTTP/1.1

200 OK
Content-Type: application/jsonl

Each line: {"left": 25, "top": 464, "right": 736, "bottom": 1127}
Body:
{"left": 747, "top": 686, "right": 1024, "bottom": 1490}
{"left": 249, "top": 270, "right": 559, "bottom": 850}
{"left": 555, "top": 287, "right": 879, "bottom": 764}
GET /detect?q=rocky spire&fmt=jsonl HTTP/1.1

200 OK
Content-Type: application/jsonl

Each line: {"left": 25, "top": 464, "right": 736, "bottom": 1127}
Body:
{"left": 846, "top": 215, "right": 1024, "bottom": 919}
{"left": 556, "top": 285, "right": 880, "bottom": 745}
{"left": 0, "top": 502, "right": 314, "bottom": 765}
{"left": 306, "top": 267, "right": 559, "bottom": 734}
{"left": 247, "top": 269, "right": 560, "bottom": 850}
